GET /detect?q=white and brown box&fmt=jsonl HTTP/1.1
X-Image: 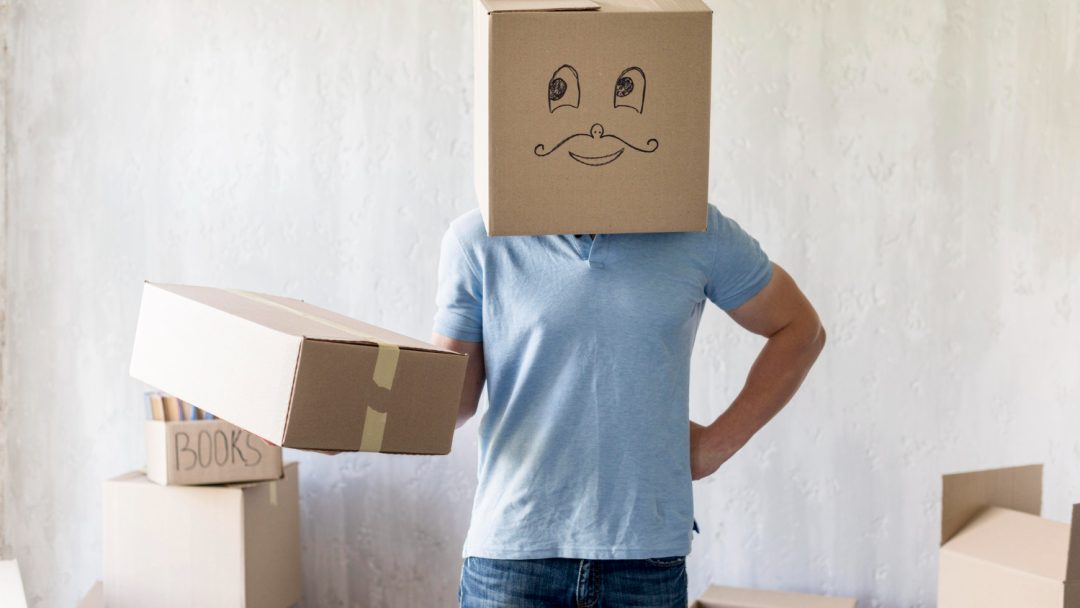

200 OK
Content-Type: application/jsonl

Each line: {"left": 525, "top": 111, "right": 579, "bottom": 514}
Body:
{"left": 690, "top": 584, "right": 857, "bottom": 608}
{"left": 938, "top": 464, "right": 1080, "bottom": 607}
{"left": 474, "top": 0, "right": 712, "bottom": 236}
{"left": 146, "top": 418, "right": 283, "bottom": 486}
{"left": 130, "top": 282, "right": 468, "bottom": 454}
{"left": 104, "top": 462, "right": 301, "bottom": 608}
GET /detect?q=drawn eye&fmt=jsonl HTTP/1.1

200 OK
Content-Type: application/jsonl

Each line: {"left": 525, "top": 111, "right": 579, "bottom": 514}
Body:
{"left": 549, "top": 78, "right": 567, "bottom": 101}
{"left": 548, "top": 65, "right": 580, "bottom": 113}
{"left": 613, "top": 67, "right": 646, "bottom": 113}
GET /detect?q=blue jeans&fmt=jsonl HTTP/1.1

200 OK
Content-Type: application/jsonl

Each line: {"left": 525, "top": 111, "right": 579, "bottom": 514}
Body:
{"left": 459, "top": 556, "right": 687, "bottom": 607}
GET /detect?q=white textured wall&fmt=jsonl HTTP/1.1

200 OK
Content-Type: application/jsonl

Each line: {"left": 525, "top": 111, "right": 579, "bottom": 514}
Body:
{"left": 0, "top": 0, "right": 8, "bottom": 567}
{"left": 3, "top": 1, "right": 1079, "bottom": 607}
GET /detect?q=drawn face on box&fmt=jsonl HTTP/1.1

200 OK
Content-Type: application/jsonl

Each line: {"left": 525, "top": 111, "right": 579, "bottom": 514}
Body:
{"left": 479, "top": 4, "right": 710, "bottom": 235}
{"left": 533, "top": 64, "right": 659, "bottom": 167}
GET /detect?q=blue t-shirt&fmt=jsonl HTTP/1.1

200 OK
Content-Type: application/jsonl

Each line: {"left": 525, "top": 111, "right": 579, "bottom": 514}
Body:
{"left": 433, "top": 205, "right": 772, "bottom": 560}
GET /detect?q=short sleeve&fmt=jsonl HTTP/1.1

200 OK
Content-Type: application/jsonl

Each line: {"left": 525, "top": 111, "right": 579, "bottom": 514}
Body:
{"left": 704, "top": 210, "right": 773, "bottom": 311}
{"left": 433, "top": 225, "right": 484, "bottom": 342}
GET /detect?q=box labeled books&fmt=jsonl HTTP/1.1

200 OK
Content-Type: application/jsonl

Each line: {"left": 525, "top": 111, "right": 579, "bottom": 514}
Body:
{"left": 146, "top": 418, "right": 283, "bottom": 486}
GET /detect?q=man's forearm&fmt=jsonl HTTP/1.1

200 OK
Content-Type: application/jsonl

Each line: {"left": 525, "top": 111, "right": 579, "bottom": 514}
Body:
{"left": 455, "top": 341, "right": 486, "bottom": 427}
{"left": 432, "top": 334, "right": 487, "bottom": 428}
{"left": 694, "top": 312, "right": 825, "bottom": 476}
{"left": 721, "top": 315, "right": 823, "bottom": 438}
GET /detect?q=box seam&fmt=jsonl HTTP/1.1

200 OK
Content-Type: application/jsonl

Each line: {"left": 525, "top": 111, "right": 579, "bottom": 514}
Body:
{"left": 307, "top": 336, "right": 463, "bottom": 356}
{"left": 942, "top": 545, "right": 1068, "bottom": 584}
{"left": 279, "top": 339, "right": 305, "bottom": 444}
{"left": 238, "top": 491, "right": 249, "bottom": 606}
{"left": 486, "top": 14, "right": 497, "bottom": 235}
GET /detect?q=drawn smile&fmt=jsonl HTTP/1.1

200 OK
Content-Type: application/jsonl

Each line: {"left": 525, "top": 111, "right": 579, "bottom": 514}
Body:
{"left": 534, "top": 123, "right": 658, "bottom": 168}
{"left": 568, "top": 148, "right": 624, "bottom": 166}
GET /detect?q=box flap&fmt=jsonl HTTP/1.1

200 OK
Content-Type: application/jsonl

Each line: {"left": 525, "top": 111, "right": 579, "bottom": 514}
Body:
{"left": 941, "top": 464, "right": 1043, "bottom": 545}
{"left": 1068, "top": 504, "right": 1080, "bottom": 581}
{"left": 693, "top": 584, "right": 857, "bottom": 608}
{"left": 482, "top": 0, "right": 599, "bottom": 12}
{"left": 146, "top": 283, "right": 447, "bottom": 353}
{"left": 941, "top": 506, "right": 1070, "bottom": 582}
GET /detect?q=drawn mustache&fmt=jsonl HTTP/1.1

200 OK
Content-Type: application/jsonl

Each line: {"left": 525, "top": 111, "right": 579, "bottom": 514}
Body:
{"left": 534, "top": 132, "right": 659, "bottom": 157}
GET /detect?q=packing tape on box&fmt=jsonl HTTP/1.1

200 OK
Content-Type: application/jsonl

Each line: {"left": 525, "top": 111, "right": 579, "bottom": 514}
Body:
{"left": 359, "top": 409, "right": 387, "bottom": 451}
{"left": 226, "top": 289, "right": 400, "bottom": 451}
{"left": 269, "top": 480, "right": 278, "bottom": 507}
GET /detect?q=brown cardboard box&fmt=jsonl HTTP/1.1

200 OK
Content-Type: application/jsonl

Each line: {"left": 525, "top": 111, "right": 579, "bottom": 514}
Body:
{"left": 938, "top": 464, "right": 1080, "bottom": 607}
{"left": 104, "top": 462, "right": 301, "bottom": 608}
{"left": 474, "top": 0, "right": 712, "bottom": 236}
{"left": 130, "top": 282, "right": 468, "bottom": 454}
{"left": 690, "top": 584, "right": 857, "bottom": 608}
{"left": 146, "top": 419, "right": 283, "bottom": 486}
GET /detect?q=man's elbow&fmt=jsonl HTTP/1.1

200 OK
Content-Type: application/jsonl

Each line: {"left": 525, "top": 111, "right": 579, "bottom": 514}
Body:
{"left": 808, "top": 318, "right": 827, "bottom": 358}
{"left": 790, "top": 303, "right": 826, "bottom": 359}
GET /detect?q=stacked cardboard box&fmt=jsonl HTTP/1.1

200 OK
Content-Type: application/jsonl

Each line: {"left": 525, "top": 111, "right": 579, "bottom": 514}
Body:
{"left": 938, "top": 464, "right": 1080, "bottom": 607}
{"left": 690, "top": 584, "right": 857, "bottom": 608}
{"left": 102, "top": 282, "right": 469, "bottom": 606}
{"left": 104, "top": 391, "right": 298, "bottom": 607}
{"left": 104, "top": 463, "right": 301, "bottom": 608}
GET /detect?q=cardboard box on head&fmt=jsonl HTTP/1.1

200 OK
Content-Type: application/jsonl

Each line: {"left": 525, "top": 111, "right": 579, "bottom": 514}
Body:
{"left": 475, "top": 0, "right": 712, "bottom": 236}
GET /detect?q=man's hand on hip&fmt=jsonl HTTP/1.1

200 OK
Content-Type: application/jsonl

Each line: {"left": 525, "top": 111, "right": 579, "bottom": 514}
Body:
{"left": 689, "top": 263, "right": 826, "bottom": 481}
{"left": 689, "top": 421, "right": 738, "bottom": 480}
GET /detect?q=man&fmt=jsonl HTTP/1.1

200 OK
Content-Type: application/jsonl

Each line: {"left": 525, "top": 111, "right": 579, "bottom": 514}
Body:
{"left": 433, "top": 204, "right": 825, "bottom": 607}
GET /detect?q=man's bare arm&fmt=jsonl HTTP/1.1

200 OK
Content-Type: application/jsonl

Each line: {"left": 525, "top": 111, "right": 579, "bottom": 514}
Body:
{"left": 690, "top": 263, "right": 826, "bottom": 480}
{"left": 432, "top": 335, "right": 486, "bottom": 428}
